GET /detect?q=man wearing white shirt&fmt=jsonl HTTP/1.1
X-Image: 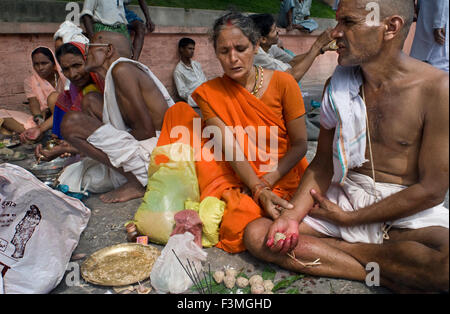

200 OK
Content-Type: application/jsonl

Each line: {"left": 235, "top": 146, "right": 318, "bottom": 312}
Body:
{"left": 81, "top": 0, "right": 130, "bottom": 41}
{"left": 410, "top": 0, "right": 449, "bottom": 72}
{"left": 173, "top": 38, "right": 207, "bottom": 107}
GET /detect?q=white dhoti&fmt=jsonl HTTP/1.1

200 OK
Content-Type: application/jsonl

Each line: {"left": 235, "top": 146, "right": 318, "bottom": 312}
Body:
{"left": 57, "top": 57, "right": 174, "bottom": 194}
{"left": 58, "top": 126, "right": 160, "bottom": 194}
{"left": 303, "top": 171, "right": 449, "bottom": 244}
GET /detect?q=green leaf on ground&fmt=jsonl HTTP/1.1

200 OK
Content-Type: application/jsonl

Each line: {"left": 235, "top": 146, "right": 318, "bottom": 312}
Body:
{"left": 272, "top": 274, "right": 304, "bottom": 292}
{"left": 286, "top": 287, "right": 300, "bottom": 294}
{"left": 261, "top": 266, "right": 276, "bottom": 281}
{"left": 236, "top": 271, "right": 249, "bottom": 279}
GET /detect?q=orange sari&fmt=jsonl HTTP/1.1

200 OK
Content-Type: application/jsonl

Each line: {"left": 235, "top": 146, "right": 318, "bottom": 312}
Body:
{"left": 158, "top": 71, "right": 308, "bottom": 253}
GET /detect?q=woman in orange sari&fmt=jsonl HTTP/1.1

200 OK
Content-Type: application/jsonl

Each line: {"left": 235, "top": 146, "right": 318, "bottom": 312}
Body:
{"left": 158, "top": 12, "right": 309, "bottom": 253}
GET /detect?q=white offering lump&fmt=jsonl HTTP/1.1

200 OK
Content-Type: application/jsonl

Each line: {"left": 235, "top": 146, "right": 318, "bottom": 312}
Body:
{"left": 224, "top": 275, "right": 236, "bottom": 289}
{"left": 263, "top": 280, "right": 274, "bottom": 292}
{"left": 251, "top": 283, "right": 265, "bottom": 294}
{"left": 236, "top": 277, "right": 249, "bottom": 288}
{"left": 225, "top": 268, "right": 238, "bottom": 278}
{"left": 274, "top": 232, "right": 287, "bottom": 244}
{"left": 213, "top": 270, "right": 225, "bottom": 284}
{"left": 249, "top": 274, "right": 263, "bottom": 286}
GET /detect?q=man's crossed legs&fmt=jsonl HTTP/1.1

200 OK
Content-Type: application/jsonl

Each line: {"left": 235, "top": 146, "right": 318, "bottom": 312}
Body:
{"left": 244, "top": 219, "right": 449, "bottom": 293}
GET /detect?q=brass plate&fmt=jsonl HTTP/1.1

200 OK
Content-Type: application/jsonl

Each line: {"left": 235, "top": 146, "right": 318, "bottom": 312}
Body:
{"left": 81, "top": 243, "right": 161, "bottom": 287}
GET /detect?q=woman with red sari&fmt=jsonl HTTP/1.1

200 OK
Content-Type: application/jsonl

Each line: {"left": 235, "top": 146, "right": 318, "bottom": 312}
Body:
{"left": 158, "top": 12, "right": 309, "bottom": 253}
{"left": 35, "top": 42, "right": 104, "bottom": 161}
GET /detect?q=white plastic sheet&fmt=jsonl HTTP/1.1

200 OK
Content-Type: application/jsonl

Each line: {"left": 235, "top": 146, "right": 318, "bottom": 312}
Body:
{"left": 0, "top": 163, "right": 90, "bottom": 294}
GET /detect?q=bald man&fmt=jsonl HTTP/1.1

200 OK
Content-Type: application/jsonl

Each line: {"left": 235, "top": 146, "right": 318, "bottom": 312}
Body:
{"left": 58, "top": 31, "right": 174, "bottom": 203}
{"left": 244, "top": 0, "right": 449, "bottom": 293}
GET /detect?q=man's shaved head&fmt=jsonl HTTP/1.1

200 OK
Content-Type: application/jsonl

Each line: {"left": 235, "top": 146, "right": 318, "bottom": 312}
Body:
{"left": 343, "top": 0, "right": 414, "bottom": 39}
{"left": 94, "top": 31, "right": 133, "bottom": 58}
{"left": 377, "top": 0, "right": 414, "bottom": 38}
{"left": 334, "top": 0, "right": 415, "bottom": 66}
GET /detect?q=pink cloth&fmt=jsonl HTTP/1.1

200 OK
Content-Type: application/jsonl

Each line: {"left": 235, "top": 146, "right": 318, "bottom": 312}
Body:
{"left": 0, "top": 47, "right": 66, "bottom": 131}
{"left": 0, "top": 109, "right": 36, "bottom": 130}
{"left": 170, "top": 210, "right": 203, "bottom": 248}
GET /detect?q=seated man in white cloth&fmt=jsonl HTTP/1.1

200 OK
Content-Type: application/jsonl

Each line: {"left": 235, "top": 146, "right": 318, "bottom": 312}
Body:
{"left": 244, "top": 0, "right": 449, "bottom": 293}
{"left": 173, "top": 37, "right": 207, "bottom": 107}
{"left": 57, "top": 31, "right": 174, "bottom": 203}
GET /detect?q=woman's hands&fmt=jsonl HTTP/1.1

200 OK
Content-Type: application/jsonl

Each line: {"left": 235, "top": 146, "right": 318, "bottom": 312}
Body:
{"left": 258, "top": 188, "right": 294, "bottom": 220}
{"left": 20, "top": 126, "right": 43, "bottom": 143}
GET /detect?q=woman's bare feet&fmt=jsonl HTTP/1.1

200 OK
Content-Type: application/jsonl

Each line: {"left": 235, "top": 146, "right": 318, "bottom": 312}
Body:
{"left": 99, "top": 180, "right": 145, "bottom": 203}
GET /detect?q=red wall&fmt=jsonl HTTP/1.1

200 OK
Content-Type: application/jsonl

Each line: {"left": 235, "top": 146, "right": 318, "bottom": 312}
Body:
{"left": 0, "top": 23, "right": 416, "bottom": 112}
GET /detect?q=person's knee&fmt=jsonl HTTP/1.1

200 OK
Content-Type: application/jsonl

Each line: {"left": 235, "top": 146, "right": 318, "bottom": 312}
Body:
{"left": 244, "top": 218, "right": 271, "bottom": 257}
{"left": 418, "top": 250, "right": 449, "bottom": 292}
{"left": 81, "top": 92, "right": 103, "bottom": 120}
{"left": 81, "top": 92, "right": 99, "bottom": 113}
{"left": 434, "top": 253, "right": 449, "bottom": 292}
{"left": 60, "top": 111, "right": 84, "bottom": 140}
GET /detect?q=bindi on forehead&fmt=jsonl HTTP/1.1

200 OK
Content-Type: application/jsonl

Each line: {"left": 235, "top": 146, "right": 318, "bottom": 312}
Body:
{"left": 218, "top": 28, "right": 248, "bottom": 42}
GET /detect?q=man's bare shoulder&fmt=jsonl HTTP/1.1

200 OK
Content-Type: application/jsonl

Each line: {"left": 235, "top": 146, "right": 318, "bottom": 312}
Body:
{"left": 421, "top": 67, "right": 448, "bottom": 108}
{"left": 111, "top": 61, "right": 141, "bottom": 79}
{"left": 403, "top": 58, "right": 448, "bottom": 111}
{"left": 409, "top": 58, "right": 449, "bottom": 95}
{"left": 111, "top": 61, "right": 157, "bottom": 90}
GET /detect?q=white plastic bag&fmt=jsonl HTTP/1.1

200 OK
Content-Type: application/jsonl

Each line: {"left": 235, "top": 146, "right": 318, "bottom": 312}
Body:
{"left": 0, "top": 163, "right": 91, "bottom": 294}
{"left": 150, "top": 232, "right": 207, "bottom": 294}
{"left": 0, "top": 272, "right": 3, "bottom": 294}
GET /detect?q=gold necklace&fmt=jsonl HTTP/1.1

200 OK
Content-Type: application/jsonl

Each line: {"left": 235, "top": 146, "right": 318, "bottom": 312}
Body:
{"left": 251, "top": 65, "right": 259, "bottom": 93}
{"left": 251, "top": 66, "right": 264, "bottom": 96}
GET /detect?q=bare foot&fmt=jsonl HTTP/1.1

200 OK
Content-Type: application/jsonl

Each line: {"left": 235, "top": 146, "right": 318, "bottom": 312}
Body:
{"left": 99, "top": 181, "right": 145, "bottom": 203}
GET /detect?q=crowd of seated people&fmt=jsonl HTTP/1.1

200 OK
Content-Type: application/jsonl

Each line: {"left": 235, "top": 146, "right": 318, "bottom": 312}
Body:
{"left": 1, "top": 0, "right": 448, "bottom": 294}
